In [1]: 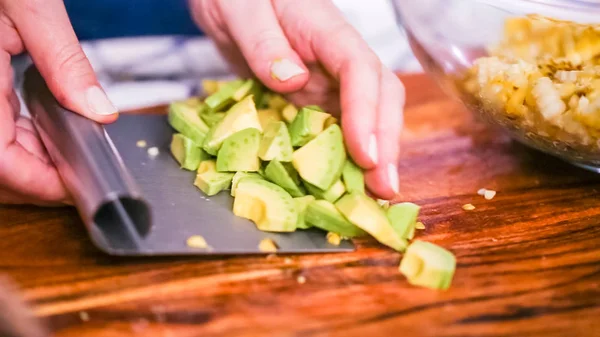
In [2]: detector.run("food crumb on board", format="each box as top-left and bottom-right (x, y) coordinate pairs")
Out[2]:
(477, 188), (497, 200)
(415, 222), (426, 230)
(186, 235), (209, 249)
(266, 253), (277, 260)
(297, 275), (306, 284)
(136, 140), (147, 148)
(462, 203), (476, 211)
(79, 311), (90, 322)
(326, 232), (342, 246)
(259, 238), (279, 253)
(147, 147), (160, 157)
(284, 257), (293, 264)
(477, 188), (486, 196)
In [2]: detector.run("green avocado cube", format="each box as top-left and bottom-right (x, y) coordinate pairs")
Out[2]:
(231, 172), (263, 196)
(193, 160), (235, 196)
(399, 240), (456, 290)
(281, 104), (298, 123)
(204, 79), (244, 112)
(294, 195), (315, 229)
(387, 202), (421, 240)
(200, 111), (226, 127)
(233, 79), (264, 104)
(216, 128), (261, 172)
(170, 133), (208, 171)
(342, 160), (365, 194)
(258, 121), (293, 162)
(167, 101), (210, 145)
(264, 160), (306, 197)
(289, 107), (332, 147)
(304, 179), (346, 203)
(305, 200), (366, 238)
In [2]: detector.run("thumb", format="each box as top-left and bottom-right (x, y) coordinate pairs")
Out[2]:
(6, 0), (118, 123)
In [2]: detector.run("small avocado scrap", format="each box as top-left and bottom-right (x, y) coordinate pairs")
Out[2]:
(168, 101), (210, 145)
(216, 128), (261, 172)
(231, 172), (263, 196)
(289, 107), (332, 147)
(342, 160), (365, 194)
(336, 193), (408, 251)
(387, 202), (421, 240)
(305, 200), (366, 238)
(281, 104), (298, 123)
(304, 179), (346, 203)
(233, 178), (298, 232)
(194, 160), (235, 196)
(264, 160), (306, 197)
(258, 109), (283, 130)
(203, 95), (262, 155)
(170, 133), (208, 171)
(258, 121), (293, 162)
(399, 240), (456, 290)
(294, 195), (315, 229)
(292, 124), (346, 190)
(204, 79), (244, 112)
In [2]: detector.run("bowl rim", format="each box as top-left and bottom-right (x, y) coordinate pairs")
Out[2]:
(473, 0), (600, 23)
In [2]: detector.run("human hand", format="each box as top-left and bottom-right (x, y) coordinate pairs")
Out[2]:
(191, 0), (405, 199)
(0, 0), (117, 205)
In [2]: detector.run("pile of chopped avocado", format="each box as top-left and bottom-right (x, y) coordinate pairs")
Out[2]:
(167, 77), (456, 290)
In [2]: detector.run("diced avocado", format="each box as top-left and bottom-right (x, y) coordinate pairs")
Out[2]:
(216, 128), (261, 172)
(200, 111), (226, 127)
(292, 124), (346, 190)
(387, 203), (421, 240)
(168, 101), (210, 145)
(202, 79), (220, 96)
(258, 109), (283, 130)
(342, 160), (365, 194)
(258, 121), (293, 162)
(399, 240), (456, 290)
(204, 79), (245, 112)
(231, 172), (262, 196)
(203, 95), (262, 155)
(266, 93), (289, 110)
(289, 107), (332, 147)
(281, 104), (298, 123)
(294, 195), (315, 229)
(233, 178), (298, 232)
(304, 105), (324, 112)
(336, 193), (408, 251)
(305, 200), (366, 238)
(170, 133), (208, 171)
(264, 160), (306, 197)
(194, 160), (234, 196)
(233, 79), (263, 103)
(304, 179), (346, 203)
(325, 116), (338, 128)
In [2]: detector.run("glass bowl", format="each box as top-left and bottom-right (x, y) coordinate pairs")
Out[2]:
(391, 0), (600, 172)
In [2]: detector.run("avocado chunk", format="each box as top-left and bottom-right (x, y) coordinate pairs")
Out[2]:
(233, 79), (263, 103)
(281, 104), (298, 123)
(231, 172), (263, 196)
(258, 121), (293, 162)
(399, 240), (456, 290)
(387, 202), (421, 240)
(304, 179), (346, 203)
(200, 111), (226, 127)
(203, 95), (263, 155)
(342, 160), (365, 194)
(170, 133), (208, 171)
(233, 178), (298, 232)
(258, 109), (283, 130)
(292, 124), (346, 190)
(289, 107), (332, 147)
(264, 160), (306, 197)
(294, 195), (315, 229)
(168, 101), (210, 145)
(265, 93), (289, 110)
(335, 193), (408, 251)
(216, 128), (261, 172)
(194, 160), (235, 196)
(305, 200), (366, 237)
(204, 79), (244, 112)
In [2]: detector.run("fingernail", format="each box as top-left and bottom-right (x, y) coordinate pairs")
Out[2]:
(86, 86), (117, 115)
(388, 163), (400, 194)
(368, 134), (378, 165)
(270, 58), (305, 81)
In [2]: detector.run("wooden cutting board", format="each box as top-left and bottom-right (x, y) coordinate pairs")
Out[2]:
(0, 73), (599, 336)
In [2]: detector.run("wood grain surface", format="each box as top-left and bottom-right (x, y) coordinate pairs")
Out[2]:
(1, 74), (599, 337)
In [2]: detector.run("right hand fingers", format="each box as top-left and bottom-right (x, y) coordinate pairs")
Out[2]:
(3, 0), (118, 123)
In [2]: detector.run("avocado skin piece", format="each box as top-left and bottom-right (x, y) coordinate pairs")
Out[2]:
(194, 160), (235, 196)
(399, 240), (456, 290)
(387, 203), (421, 240)
(336, 193), (408, 252)
(305, 200), (366, 237)
(258, 121), (294, 162)
(289, 107), (332, 147)
(342, 160), (365, 194)
(170, 133), (209, 171)
(231, 172), (263, 196)
(233, 178), (298, 232)
(216, 128), (262, 172)
(304, 180), (346, 203)
(168, 101), (210, 145)
(204, 79), (244, 112)
(294, 195), (315, 229)
(264, 160), (306, 197)
(292, 124), (346, 190)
